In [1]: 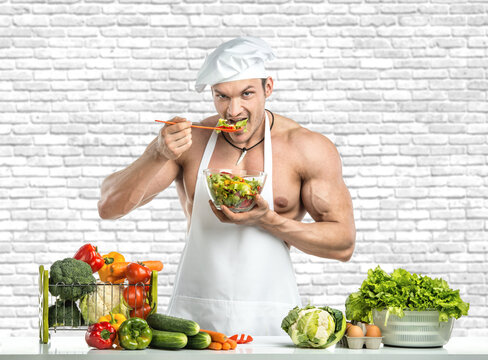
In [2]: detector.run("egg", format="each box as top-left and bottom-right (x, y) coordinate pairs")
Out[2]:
(366, 325), (382, 337)
(346, 322), (353, 330)
(347, 325), (364, 338)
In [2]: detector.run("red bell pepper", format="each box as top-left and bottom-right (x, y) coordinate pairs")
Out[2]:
(85, 322), (116, 350)
(74, 244), (104, 273)
(229, 334), (253, 344)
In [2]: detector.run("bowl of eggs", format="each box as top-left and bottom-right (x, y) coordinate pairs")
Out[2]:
(342, 322), (383, 350)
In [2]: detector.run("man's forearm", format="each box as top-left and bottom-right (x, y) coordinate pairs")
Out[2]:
(98, 139), (169, 219)
(259, 211), (355, 261)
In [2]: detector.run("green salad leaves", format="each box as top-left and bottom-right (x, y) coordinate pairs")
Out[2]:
(345, 266), (469, 324)
(215, 118), (247, 133)
(206, 172), (262, 209)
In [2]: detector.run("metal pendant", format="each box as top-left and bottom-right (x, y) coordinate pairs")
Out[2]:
(236, 149), (247, 166)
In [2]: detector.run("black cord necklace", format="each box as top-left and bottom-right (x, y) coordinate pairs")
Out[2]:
(221, 109), (275, 166)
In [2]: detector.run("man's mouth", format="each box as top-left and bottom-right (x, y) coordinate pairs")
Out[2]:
(226, 117), (247, 125)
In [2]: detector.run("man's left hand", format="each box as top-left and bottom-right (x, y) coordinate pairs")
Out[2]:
(209, 194), (271, 226)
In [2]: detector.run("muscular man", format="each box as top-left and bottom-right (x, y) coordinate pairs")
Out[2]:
(98, 37), (355, 335)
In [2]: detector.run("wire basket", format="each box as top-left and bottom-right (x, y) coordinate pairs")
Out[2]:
(373, 309), (454, 348)
(38, 265), (158, 344)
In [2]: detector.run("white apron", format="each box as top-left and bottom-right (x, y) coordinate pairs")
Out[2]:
(167, 112), (301, 335)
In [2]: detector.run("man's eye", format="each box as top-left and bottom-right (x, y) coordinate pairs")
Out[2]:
(243, 92), (253, 97)
(216, 94), (227, 99)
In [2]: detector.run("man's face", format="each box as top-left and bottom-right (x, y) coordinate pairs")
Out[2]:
(211, 78), (273, 144)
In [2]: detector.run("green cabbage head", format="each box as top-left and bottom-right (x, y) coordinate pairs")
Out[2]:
(281, 305), (346, 348)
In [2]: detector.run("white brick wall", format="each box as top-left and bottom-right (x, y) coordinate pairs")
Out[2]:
(1, 0), (487, 338)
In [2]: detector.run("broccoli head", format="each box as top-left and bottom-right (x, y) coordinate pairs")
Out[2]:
(49, 257), (96, 300)
(48, 299), (84, 328)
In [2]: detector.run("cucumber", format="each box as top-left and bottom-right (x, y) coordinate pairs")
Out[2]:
(147, 313), (200, 336)
(150, 329), (188, 350)
(185, 331), (212, 350)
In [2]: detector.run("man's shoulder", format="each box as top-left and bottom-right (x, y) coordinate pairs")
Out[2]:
(176, 115), (219, 166)
(277, 115), (337, 155)
(199, 114), (220, 127)
(188, 114), (220, 140)
(275, 114), (341, 175)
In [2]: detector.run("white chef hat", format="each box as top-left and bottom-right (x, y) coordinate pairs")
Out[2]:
(195, 37), (275, 93)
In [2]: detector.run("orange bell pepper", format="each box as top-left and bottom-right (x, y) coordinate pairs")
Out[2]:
(98, 251), (125, 284)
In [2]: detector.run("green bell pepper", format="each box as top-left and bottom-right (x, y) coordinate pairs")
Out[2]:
(118, 317), (153, 350)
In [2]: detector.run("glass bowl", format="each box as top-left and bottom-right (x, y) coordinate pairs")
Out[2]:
(203, 169), (267, 213)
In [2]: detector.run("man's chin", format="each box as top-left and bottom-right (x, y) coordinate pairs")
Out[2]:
(229, 131), (249, 143)
(229, 132), (244, 140)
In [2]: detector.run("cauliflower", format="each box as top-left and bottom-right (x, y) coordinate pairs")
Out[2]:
(79, 284), (129, 324)
(281, 305), (346, 348)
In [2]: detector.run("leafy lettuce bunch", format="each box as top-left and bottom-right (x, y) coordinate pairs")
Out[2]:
(345, 266), (469, 325)
(281, 305), (346, 348)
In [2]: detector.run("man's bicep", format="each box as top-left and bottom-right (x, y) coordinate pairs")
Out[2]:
(301, 172), (353, 224)
(300, 138), (353, 224)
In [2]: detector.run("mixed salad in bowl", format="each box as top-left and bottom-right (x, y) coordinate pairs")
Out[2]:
(204, 169), (266, 212)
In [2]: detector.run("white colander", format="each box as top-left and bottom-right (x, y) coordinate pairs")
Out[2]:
(373, 309), (454, 348)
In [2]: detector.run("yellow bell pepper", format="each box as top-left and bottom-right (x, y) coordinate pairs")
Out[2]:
(98, 251), (125, 283)
(97, 312), (127, 331)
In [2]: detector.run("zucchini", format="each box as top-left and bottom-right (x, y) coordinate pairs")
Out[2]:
(147, 313), (200, 336)
(150, 329), (188, 350)
(186, 331), (212, 350)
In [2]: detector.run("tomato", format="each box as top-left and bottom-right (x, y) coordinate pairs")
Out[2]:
(130, 303), (152, 320)
(123, 285), (146, 309)
(238, 199), (253, 208)
(144, 280), (151, 293)
(126, 262), (151, 284)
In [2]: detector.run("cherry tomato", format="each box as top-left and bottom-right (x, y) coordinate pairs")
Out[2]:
(123, 285), (146, 309)
(126, 262), (151, 284)
(130, 303), (152, 320)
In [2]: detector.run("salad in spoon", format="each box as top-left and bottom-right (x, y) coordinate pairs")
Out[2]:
(215, 118), (248, 133)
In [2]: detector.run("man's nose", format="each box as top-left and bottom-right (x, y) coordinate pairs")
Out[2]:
(228, 97), (241, 117)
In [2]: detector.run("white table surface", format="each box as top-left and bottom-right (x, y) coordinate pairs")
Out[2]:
(1, 334), (487, 359)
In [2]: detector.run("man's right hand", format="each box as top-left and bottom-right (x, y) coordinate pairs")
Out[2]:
(156, 117), (192, 160)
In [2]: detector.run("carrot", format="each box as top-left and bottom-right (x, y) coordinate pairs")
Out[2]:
(222, 342), (231, 350)
(139, 261), (163, 272)
(200, 329), (227, 344)
(225, 339), (237, 350)
(104, 261), (163, 283)
(105, 276), (125, 284)
(208, 342), (222, 350)
(109, 262), (130, 278)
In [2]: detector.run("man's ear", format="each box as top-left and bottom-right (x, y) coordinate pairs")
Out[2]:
(265, 77), (274, 98)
